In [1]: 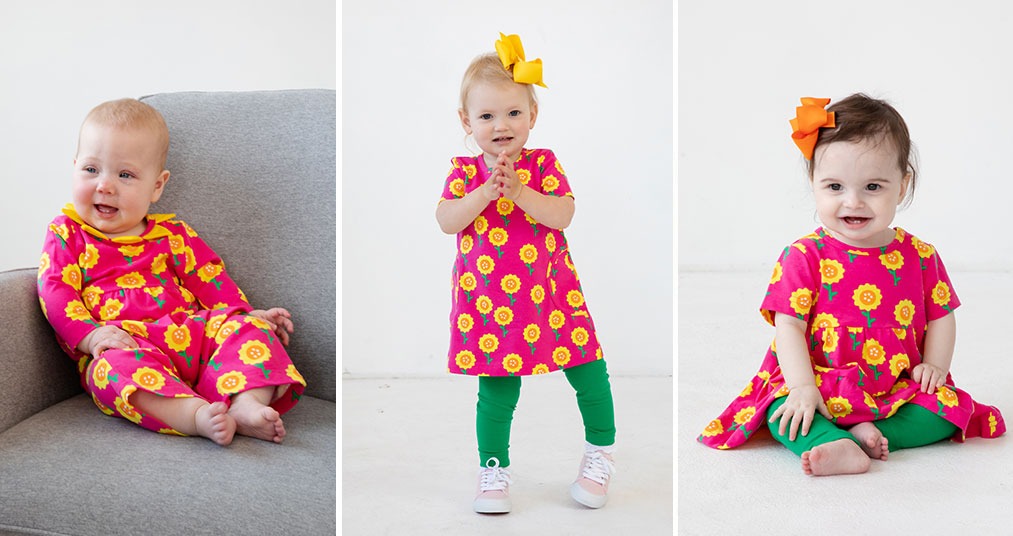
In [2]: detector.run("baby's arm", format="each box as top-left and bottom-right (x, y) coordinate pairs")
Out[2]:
(170, 221), (253, 313)
(436, 176), (499, 234)
(911, 312), (955, 394)
(767, 312), (832, 440)
(492, 151), (574, 230)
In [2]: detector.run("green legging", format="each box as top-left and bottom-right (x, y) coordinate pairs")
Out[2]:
(766, 396), (959, 456)
(477, 359), (616, 467)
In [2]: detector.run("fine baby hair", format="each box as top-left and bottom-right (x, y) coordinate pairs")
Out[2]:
(459, 53), (539, 114)
(801, 93), (918, 207)
(79, 98), (170, 170)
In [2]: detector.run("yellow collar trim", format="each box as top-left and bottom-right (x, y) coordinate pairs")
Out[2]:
(62, 204), (176, 243)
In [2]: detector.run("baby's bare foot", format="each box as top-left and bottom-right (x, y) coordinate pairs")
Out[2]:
(800, 438), (871, 476)
(195, 401), (236, 446)
(848, 422), (889, 461)
(229, 397), (286, 443)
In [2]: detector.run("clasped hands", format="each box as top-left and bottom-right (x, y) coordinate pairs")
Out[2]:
(479, 150), (525, 202)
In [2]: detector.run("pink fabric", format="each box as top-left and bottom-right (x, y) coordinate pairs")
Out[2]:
(439, 149), (603, 376)
(38, 207), (306, 434)
(700, 228), (1005, 449)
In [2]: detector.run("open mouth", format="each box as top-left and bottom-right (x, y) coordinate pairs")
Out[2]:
(493, 136), (513, 143)
(841, 216), (869, 227)
(95, 204), (119, 216)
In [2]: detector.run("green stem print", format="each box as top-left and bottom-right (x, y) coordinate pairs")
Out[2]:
(480, 313), (489, 326)
(208, 356), (222, 372)
(529, 223), (539, 236)
(108, 372), (119, 383)
(500, 215), (511, 227)
(525, 263), (534, 276)
(179, 351), (193, 368)
(464, 290), (473, 303)
(887, 270), (900, 286)
(291, 390), (301, 402)
(460, 253), (467, 267)
(870, 364), (883, 381)
(822, 283), (838, 301)
(861, 310), (876, 328)
(499, 325), (509, 337)
(553, 328), (561, 341)
(485, 353), (492, 365)
(460, 332), (468, 345)
(920, 258), (927, 270)
(936, 400), (947, 417)
(506, 294), (516, 306)
(527, 342), (536, 355)
(857, 368), (865, 387)
(494, 246), (504, 259)
(255, 363), (271, 380)
(211, 278), (222, 291)
(849, 331), (861, 350)
(534, 303), (541, 316)
(846, 251), (860, 262)
(133, 349), (144, 361)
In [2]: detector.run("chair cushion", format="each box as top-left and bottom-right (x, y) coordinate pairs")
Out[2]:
(0, 394), (335, 535)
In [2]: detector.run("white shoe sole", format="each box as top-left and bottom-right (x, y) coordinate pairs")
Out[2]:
(473, 497), (511, 514)
(570, 482), (608, 508)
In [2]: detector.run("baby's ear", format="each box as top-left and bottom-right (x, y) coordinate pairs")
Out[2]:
(150, 170), (171, 202)
(459, 108), (472, 134)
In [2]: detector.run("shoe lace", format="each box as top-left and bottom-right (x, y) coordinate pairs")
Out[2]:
(580, 450), (616, 485)
(479, 459), (512, 492)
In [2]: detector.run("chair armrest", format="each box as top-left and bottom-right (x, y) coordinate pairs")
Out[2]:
(0, 268), (82, 434)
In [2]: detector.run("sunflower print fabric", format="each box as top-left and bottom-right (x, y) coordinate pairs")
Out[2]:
(699, 227), (1005, 449)
(439, 149), (603, 376)
(38, 204), (306, 434)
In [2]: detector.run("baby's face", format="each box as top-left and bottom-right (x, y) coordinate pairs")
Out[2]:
(72, 121), (169, 238)
(460, 81), (537, 166)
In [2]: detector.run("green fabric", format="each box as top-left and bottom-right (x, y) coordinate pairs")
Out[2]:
(766, 396), (960, 457)
(476, 359), (616, 467)
(766, 396), (857, 456)
(872, 401), (958, 451)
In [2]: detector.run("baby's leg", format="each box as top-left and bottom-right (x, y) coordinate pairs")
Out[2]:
(130, 390), (235, 446)
(477, 376), (522, 467)
(562, 360), (616, 448)
(766, 397), (871, 475)
(872, 403), (959, 451)
(229, 386), (286, 443)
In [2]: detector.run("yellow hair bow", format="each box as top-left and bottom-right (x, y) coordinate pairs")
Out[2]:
(790, 97), (835, 160)
(495, 33), (547, 88)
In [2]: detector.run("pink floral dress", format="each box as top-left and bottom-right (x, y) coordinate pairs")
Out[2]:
(38, 205), (307, 434)
(700, 227), (1005, 449)
(439, 148), (603, 376)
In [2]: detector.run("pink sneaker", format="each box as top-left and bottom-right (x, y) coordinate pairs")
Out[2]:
(570, 443), (615, 508)
(473, 457), (512, 514)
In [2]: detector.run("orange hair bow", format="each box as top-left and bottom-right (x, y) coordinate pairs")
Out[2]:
(495, 33), (547, 88)
(790, 97), (835, 160)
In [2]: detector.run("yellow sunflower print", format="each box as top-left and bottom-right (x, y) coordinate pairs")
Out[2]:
(216, 370), (248, 395)
(61, 264), (83, 291)
(132, 367), (166, 392)
(238, 340), (272, 366)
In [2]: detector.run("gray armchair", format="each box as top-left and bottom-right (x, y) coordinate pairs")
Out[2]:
(0, 90), (335, 535)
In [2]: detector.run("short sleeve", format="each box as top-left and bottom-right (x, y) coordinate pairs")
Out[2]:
(918, 240), (960, 321)
(439, 158), (471, 205)
(759, 242), (819, 326)
(530, 150), (574, 199)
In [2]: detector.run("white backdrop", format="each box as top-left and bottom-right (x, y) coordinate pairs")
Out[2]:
(0, 1), (336, 272)
(342, 0), (674, 377)
(680, 1), (1013, 272)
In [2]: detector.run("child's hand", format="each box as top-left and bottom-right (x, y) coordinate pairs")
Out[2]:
(767, 384), (832, 441)
(249, 307), (295, 346)
(80, 325), (138, 357)
(490, 150), (524, 201)
(911, 363), (947, 394)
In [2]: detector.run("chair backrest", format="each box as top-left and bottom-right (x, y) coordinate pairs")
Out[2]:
(143, 90), (335, 401)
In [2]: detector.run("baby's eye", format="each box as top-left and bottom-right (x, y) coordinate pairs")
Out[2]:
(509, 110), (521, 117)
(828, 183), (842, 191)
(479, 113), (492, 120)
(85, 167), (97, 174)
(866, 183), (880, 191)
(120, 172), (134, 179)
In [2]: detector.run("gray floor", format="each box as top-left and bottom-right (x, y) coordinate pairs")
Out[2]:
(678, 271), (1012, 535)
(343, 374), (672, 535)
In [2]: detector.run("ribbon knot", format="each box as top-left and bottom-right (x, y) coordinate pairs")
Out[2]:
(790, 97), (835, 160)
(495, 33), (547, 88)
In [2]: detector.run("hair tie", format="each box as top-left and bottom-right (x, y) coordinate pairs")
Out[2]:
(495, 33), (547, 88)
(790, 97), (835, 160)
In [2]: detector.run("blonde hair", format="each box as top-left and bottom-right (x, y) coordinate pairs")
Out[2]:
(79, 98), (170, 170)
(459, 53), (538, 114)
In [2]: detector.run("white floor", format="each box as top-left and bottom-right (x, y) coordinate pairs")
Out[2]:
(678, 271), (1012, 534)
(343, 374), (672, 535)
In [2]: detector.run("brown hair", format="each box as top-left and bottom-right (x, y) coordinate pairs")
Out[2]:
(79, 98), (170, 170)
(459, 53), (538, 114)
(808, 93), (917, 206)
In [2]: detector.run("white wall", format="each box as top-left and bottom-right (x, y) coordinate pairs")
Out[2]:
(342, 0), (674, 376)
(680, 1), (1013, 272)
(1, 0), (335, 272)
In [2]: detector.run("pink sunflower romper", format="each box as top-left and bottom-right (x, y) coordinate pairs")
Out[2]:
(699, 227), (1005, 449)
(439, 148), (604, 377)
(38, 205), (307, 435)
